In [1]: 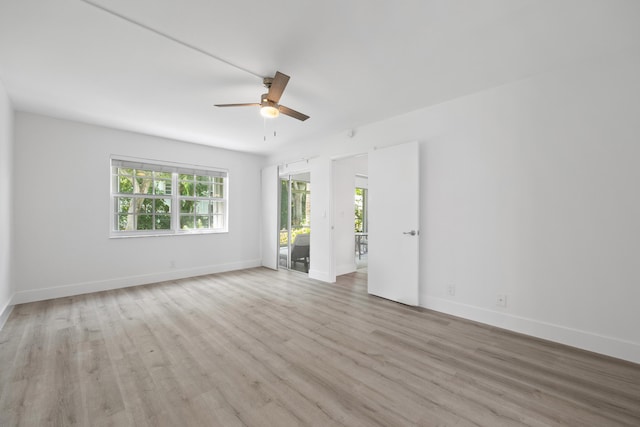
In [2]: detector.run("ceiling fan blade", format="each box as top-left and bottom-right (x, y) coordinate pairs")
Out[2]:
(267, 71), (290, 103)
(279, 105), (310, 121)
(214, 103), (260, 107)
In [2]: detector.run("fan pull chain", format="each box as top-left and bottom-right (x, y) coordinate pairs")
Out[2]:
(263, 119), (278, 142)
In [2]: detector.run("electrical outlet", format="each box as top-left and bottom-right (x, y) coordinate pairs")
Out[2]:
(496, 294), (507, 307)
(447, 284), (456, 296)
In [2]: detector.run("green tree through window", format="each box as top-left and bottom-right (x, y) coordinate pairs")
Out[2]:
(355, 187), (367, 232)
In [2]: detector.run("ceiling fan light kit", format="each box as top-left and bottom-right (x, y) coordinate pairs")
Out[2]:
(260, 95), (280, 118)
(215, 71), (309, 121)
(260, 105), (280, 118)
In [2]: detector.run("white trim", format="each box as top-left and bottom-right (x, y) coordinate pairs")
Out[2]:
(278, 159), (311, 176)
(111, 154), (229, 176)
(11, 259), (261, 305)
(0, 299), (14, 330)
(422, 296), (640, 364)
(109, 228), (228, 239)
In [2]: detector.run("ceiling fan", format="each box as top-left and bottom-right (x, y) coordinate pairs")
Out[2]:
(215, 71), (310, 121)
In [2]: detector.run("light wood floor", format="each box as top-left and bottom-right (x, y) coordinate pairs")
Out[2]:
(1, 268), (639, 426)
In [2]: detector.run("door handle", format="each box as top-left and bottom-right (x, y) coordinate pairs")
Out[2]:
(403, 230), (417, 236)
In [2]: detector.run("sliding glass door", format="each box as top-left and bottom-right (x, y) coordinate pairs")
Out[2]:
(279, 172), (311, 272)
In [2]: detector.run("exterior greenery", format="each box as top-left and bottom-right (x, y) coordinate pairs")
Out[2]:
(114, 168), (172, 231)
(355, 187), (367, 232)
(178, 174), (225, 230)
(280, 179), (311, 246)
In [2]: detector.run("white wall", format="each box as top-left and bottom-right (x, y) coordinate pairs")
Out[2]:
(261, 165), (279, 270)
(333, 157), (357, 276)
(0, 79), (13, 326)
(266, 49), (640, 363)
(308, 157), (333, 282)
(12, 113), (264, 303)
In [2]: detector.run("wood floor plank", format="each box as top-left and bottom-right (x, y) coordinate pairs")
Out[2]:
(1, 267), (639, 426)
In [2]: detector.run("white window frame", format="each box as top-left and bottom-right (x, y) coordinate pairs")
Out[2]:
(110, 156), (229, 237)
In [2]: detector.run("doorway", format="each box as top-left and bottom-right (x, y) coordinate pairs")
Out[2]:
(279, 172), (311, 273)
(333, 154), (369, 279)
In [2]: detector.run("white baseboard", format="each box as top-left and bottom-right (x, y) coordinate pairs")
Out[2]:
(11, 259), (262, 305)
(0, 299), (14, 330)
(422, 296), (640, 365)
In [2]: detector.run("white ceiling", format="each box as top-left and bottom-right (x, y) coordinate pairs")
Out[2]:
(1, 0), (638, 155)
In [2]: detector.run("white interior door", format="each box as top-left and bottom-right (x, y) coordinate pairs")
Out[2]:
(368, 141), (420, 305)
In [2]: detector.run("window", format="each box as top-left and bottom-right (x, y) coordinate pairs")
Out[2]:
(111, 158), (228, 236)
(177, 173), (226, 231)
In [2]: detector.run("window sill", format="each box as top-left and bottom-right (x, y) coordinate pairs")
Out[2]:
(109, 229), (228, 239)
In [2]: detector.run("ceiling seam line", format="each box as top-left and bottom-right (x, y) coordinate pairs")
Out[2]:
(79, 0), (263, 79)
